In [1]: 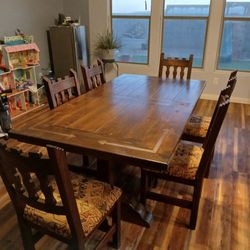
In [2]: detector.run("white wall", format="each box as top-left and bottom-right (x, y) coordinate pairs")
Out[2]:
(62, 0), (90, 67)
(88, 0), (250, 104)
(0, 0), (63, 72)
(62, 0), (89, 35)
(88, 0), (111, 62)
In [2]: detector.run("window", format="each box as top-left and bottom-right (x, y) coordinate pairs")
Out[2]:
(218, 0), (250, 71)
(111, 0), (151, 64)
(162, 0), (211, 68)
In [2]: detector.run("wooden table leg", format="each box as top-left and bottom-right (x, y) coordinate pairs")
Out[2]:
(97, 159), (153, 227)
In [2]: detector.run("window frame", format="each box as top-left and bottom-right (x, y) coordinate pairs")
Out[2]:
(161, 1), (212, 69)
(217, 0), (250, 72)
(110, 0), (152, 65)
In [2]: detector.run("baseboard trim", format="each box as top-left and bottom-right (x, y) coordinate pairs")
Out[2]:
(201, 94), (250, 104)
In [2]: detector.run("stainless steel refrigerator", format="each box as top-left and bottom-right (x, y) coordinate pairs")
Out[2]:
(48, 25), (89, 81)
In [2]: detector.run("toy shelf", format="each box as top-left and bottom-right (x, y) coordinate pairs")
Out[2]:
(10, 104), (42, 120)
(0, 35), (43, 119)
(7, 88), (29, 98)
(3, 43), (40, 69)
(12, 66), (38, 91)
(7, 87), (43, 119)
(12, 65), (40, 71)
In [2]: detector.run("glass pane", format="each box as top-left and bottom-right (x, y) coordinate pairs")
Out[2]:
(162, 19), (207, 67)
(225, 0), (250, 17)
(112, 0), (151, 16)
(112, 18), (149, 64)
(164, 0), (210, 17)
(218, 21), (250, 71)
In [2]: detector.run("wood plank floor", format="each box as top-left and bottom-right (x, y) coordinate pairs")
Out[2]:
(0, 99), (249, 250)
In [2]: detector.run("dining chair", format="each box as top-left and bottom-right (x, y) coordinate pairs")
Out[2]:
(0, 140), (122, 250)
(182, 72), (237, 144)
(158, 53), (193, 80)
(43, 69), (96, 174)
(81, 59), (106, 92)
(43, 69), (81, 110)
(80, 61), (108, 176)
(182, 75), (236, 177)
(140, 95), (230, 230)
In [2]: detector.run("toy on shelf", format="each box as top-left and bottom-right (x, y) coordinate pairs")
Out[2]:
(0, 65), (15, 92)
(0, 34), (43, 119)
(14, 67), (35, 90)
(4, 34), (33, 45)
(4, 43), (40, 69)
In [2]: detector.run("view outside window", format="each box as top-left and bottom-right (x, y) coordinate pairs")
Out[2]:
(111, 0), (151, 64)
(162, 0), (211, 68)
(218, 0), (250, 71)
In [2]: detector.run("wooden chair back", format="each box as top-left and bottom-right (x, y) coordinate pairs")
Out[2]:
(43, 69), (81, 110)
(81, 59), (106, 92)
(158, 53), (193, 80)
(227, 70), (237, 94)
(225, 70), (237, 98)
(196, 96), (230, 178)
(207, 77), (236, 136)
(0, 143), (85, 244)
(228, 70), (238, 81)
(224, 77), (237, 97)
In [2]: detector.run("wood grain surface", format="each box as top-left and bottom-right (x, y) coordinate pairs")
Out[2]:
(9, 74), (205, 170)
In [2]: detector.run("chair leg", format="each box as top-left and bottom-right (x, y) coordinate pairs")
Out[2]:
(189, 179), (203, 230)
(205, 147), (215, 178)
(140, 169), (148, 205)
(82, 154), (90, 166)
(70, 241), (85, 250)
(148, 176), (158, 188)
(112, 200), (121, 249)
(17, 217), (35, 250)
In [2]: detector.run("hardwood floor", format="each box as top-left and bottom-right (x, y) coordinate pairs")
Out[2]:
(0, 99), (249, 249)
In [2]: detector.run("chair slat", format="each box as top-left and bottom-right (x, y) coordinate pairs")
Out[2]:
(60, 90), (66, 103)
(36, 172), (57, 205)
(159, 53), (193, 80)
(19, 169), (39, 201)
(43, 69), (81, 110)
(67, 88), (73, 99)
(180, 66), (185, 80)
(173, 65), (178, 79)
(81, 59), (106, 92)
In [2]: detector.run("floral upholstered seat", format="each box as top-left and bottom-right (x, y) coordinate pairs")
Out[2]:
(167, 143), (204, 179)
(24, 174), (122, 239)
(183, 115), (211, 138)
(150, 142), (204, 180)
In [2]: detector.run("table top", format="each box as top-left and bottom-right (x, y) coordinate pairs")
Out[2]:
(10, 74), (206, 170)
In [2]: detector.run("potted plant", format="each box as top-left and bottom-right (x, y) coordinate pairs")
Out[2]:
(95, 30), (121, 60)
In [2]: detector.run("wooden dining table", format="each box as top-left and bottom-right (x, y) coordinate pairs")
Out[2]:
(9, 73), (206, 226)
